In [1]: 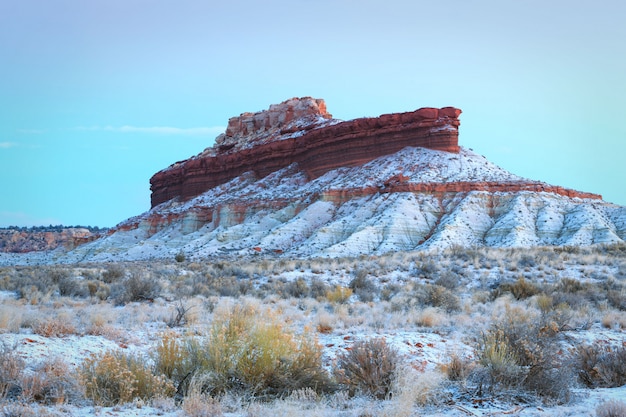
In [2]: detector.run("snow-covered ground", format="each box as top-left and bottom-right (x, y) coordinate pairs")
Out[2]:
(1, 247), (625, 416)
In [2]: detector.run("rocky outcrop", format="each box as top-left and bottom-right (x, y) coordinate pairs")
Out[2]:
(150, 97), (461, 207)
(0, 228), (96, 253)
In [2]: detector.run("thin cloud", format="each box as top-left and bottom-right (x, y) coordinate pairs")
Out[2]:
(73, 125), (225, 136)
(17, 129), (45, 134)
(0, 142), (18, 149)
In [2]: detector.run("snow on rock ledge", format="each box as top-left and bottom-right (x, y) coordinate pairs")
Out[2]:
(149, 97), (462, 207)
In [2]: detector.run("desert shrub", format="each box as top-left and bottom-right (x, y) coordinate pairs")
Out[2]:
(326, 286), (353, 304)
(493, 276), (541, 300)
(574, 344), (626, 388)
(207, 275), (251, 297)
(309, 278), (330, 300)
(517, 254), (536, 269)
(179, 303), (332, 399)
(101, 264), (125, 283)
(434, 270), (460, 290)
(284, 278), (310, 299)
(443, 354), (475, 382)
(474, 305), (571, 401)
(596, 399), (626, 417)
(81, 350), (174, 406)
(33, 316), (77, 337)
(57, 276), (89, 297)
(412, 260), (439, 278)
(336, 338), (399, 399)
(415, 284), (461, 312)
(0, 343), (24, 400)
(21, 357), (82, 405)
(607, 289), (626, 311)
(175, 252), (186, 263)
(557, 277), (588, 294)
(349, 272), (377, 302)
(180, 376), (223, 417)
(167, 301), (193, 328)
(477, 329), (524, 389)
(110, 270), (161, 305)
(380, 283), (402, 301)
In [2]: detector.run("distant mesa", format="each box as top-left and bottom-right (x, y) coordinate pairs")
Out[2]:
(149, 97), (463, 207)
(2, 97), (621, 260)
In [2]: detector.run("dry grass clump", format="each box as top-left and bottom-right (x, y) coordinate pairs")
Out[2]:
(0, 303), (23, 333)
(81, 350), (175, 406)
(0, 343), (23, 400)
(180, 376), (223, 417)
(382, 367), (445, 417)
(158, 302), (333, 400)
(326, 285), (353, 304)
(442, 353), (475, 382)
(596, 399), (626, 417)
(601, 311), (626, 329)
(32, 315), (78, 337)
(1, 347), (81, 406)
(20, 357), (83, 405)
(493, 276), (541, 300)
(152, 330), (197, 388)
(335, 338), (399, 400)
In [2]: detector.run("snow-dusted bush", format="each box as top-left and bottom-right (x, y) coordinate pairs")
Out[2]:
(110, 269), (161, 305)
(0, 343), (23, 401)
(596, 399), (626, 417)
(575, 344), (626, 388)
(474, 304), (572, 402)
(336, 338), (399, 400)
(20, 357), (83, 405)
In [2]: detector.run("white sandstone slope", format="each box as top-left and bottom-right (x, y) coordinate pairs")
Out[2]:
(51, 147), (623, 262)
(1, 147), (623, 265)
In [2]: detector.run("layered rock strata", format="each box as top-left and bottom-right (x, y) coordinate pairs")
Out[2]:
(150, 97), (462, 207)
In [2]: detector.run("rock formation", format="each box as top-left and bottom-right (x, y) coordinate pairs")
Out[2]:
(0, 228), (96, 253)
(2, 97), (621, 264)
(150, 97), (462, 207)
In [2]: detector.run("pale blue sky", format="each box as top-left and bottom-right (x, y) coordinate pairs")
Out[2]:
(1, 0), (624, 227)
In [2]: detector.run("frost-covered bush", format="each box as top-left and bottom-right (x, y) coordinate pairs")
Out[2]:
(336, 338), (399, 399)
(473, 305), (572, 402)
(574, 344), (626, 388)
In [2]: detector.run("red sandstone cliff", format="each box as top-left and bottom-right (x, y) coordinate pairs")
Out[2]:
(150, 97), (461, 207)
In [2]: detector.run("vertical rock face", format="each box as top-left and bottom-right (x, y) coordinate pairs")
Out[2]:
(150, 97), (462, 207)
